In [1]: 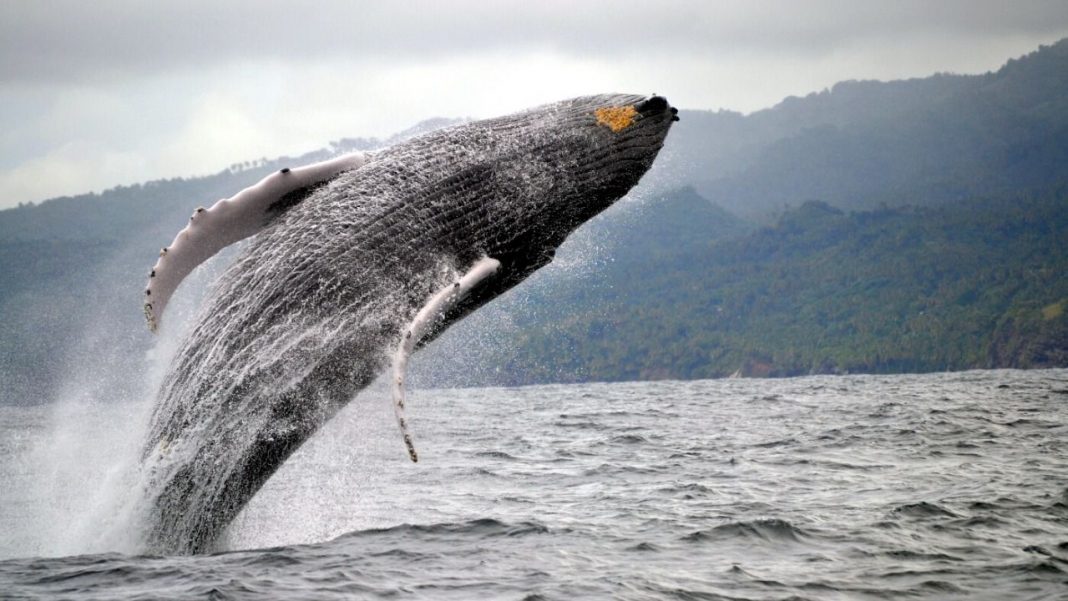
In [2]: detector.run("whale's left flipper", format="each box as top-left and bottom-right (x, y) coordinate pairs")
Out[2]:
(391, 257), (502, 462)
(143, 152), (370, 333)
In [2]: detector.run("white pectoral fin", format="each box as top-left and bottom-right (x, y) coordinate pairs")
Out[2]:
(143, 152), (370, 333)
(391, 257), (502, 462)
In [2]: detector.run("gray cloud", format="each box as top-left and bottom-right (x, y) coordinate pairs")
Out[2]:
(4, 1), (1068, 84)
(3, 1), (1068, 208)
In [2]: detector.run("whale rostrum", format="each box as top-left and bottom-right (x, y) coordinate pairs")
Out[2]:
(138, 94), (677, 554)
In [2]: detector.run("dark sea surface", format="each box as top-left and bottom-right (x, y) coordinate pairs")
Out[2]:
(1, 369), (1067, 600)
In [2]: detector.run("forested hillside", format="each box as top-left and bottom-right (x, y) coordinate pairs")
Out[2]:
(670, 38), (1068, 218)
(422, 187), (1068, 385)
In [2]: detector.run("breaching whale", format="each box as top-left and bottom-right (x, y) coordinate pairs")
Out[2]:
(138, 94), (678, 554)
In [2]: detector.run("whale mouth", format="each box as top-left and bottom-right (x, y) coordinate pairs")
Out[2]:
(637, 94), (680, 122)
(636, 95), (668, 114)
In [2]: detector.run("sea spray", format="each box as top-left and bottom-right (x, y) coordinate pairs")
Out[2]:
(4, 253), (224, 557)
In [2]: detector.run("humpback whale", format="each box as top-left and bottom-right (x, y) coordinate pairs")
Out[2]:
(138, 93), (677, 554)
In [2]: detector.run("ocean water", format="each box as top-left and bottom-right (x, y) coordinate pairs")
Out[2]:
(1, 369), (1066, 600)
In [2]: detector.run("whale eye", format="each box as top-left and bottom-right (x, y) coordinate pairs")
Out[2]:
(595, 105), (638, 132)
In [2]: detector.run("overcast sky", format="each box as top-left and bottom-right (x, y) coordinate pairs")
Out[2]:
(2, 0), (1068, 209)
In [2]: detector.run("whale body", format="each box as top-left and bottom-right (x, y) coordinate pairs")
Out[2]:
(138, 94), (677, 554)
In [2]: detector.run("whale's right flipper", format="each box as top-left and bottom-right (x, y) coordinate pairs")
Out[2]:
(391, 257), (502, 462)
(143, 152), (370, 333)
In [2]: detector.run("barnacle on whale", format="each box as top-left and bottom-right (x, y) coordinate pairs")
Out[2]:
(595, 105), (638, 132)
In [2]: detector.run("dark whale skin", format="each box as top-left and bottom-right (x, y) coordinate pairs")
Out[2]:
(139, 94), (677, 554)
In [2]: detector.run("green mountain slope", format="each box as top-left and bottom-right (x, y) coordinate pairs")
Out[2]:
(671, 39), (1068, 218)
(424, 188), (1068, 384)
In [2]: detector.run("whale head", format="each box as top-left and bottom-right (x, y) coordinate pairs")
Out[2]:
(473, 93), (677, 277)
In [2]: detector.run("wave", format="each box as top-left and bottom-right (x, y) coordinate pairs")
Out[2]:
(889, 501), (960, 519)
(884, 549), (964, 562)
(682, 518), (809, 543)
(473, 450), (519, 461)
(608, 434), (649, 445)
(333, 518), (553, 542)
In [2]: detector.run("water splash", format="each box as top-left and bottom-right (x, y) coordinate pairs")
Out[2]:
(1, 253), (224, 558)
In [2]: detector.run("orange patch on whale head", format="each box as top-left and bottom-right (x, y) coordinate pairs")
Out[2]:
(595, 105), (638, 132)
